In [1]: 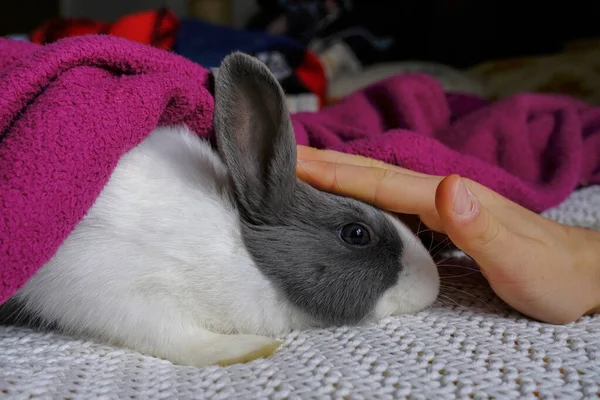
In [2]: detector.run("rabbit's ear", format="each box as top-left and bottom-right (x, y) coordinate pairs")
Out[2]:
(213, 52), (296, 220)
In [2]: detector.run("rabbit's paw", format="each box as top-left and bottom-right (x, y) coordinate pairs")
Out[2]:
(213, 334), (281, 366)
(159, 331), (281, 367)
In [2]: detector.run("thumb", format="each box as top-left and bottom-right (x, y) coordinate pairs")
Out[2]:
(435, 175), (513, 265)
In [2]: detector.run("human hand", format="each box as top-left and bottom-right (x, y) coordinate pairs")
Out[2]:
(296, 146), (600, 324)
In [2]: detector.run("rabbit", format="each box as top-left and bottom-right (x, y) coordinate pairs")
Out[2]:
(3, 52), (440, 367)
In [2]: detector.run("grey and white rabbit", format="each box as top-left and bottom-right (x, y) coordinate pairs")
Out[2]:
(6, 52), (440, 367)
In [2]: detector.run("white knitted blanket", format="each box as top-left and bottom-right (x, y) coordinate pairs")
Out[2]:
(2, 186), (599, 399)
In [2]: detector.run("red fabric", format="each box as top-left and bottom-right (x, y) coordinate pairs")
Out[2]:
(295, 50), (327, 108)
(30, 8), (179, 51)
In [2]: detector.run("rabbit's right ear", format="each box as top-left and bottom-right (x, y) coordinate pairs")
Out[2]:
(213, 52), (297, 221)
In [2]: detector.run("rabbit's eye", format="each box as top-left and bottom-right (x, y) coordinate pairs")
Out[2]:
(340, 223), (371, 246)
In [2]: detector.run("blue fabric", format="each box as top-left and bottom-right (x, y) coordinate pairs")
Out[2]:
(173, 18), (305, 69)
(4, 34), (30, 42)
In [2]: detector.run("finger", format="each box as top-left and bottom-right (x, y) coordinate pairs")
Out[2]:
(435, 174), (516, 268)
(296, 158), (441, 216)
(297, 145), (434, 178)
(419, 213), (447, 234)
(296, 156), (446, 232)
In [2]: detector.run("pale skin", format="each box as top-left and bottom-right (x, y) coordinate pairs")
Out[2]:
(296, 145), (600, 325)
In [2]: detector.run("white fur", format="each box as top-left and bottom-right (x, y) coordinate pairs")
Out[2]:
(13, 126), (439, 367)
(373, 215), (440, 319)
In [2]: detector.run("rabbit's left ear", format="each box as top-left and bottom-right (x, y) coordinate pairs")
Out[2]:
(213, 52), (297, 220)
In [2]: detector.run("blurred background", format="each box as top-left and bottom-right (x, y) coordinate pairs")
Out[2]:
(3, 0), (600, 111)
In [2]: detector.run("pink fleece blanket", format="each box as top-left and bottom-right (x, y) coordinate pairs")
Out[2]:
(1, 36), (599, 305)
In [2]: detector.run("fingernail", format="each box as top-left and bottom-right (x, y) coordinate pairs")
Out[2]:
(453, 179), (476, 217)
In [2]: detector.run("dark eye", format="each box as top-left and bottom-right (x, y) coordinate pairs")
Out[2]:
(339, 223), (371, 246)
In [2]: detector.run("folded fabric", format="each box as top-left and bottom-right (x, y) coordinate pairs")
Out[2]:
(1, 35), (599, 307)
(292, 76), (600, 213)
(0, 35), (214, 305)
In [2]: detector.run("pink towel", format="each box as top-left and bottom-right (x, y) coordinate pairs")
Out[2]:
(291, 75), (600, 213)
(1, 35), (599, 305)
(0, 36), (214, 304)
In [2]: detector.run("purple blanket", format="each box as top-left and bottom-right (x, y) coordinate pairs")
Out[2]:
(291, 76), (600, 211)
(1, 36), (599, 304)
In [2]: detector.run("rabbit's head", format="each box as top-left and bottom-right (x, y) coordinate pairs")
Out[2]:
(213, 53), (440, 327)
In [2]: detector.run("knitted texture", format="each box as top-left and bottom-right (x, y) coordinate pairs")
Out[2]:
(1, 186), (599, 399)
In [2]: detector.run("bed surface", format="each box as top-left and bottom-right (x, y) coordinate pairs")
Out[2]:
(2, 185), (599, 399)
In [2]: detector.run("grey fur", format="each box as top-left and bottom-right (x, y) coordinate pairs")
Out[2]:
(213, 52), (405, 325)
